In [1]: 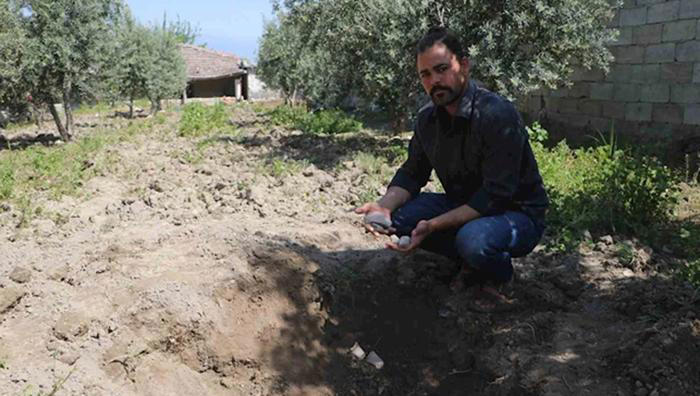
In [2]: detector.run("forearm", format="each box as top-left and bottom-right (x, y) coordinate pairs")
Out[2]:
(426, 204), (481, 232)
(377, 186), (412, 212)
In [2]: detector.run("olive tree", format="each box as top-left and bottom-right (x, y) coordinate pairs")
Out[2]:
(17, 0), (125, 140)
(261, 0), (622, 127)
(0, 0), (30, 119)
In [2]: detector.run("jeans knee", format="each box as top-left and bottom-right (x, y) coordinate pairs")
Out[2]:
(455, 228), (491, 268)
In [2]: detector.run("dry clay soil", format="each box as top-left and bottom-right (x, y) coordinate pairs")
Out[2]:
(0, 106), (699, 396)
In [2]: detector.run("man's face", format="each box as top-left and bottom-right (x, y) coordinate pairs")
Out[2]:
(417, 42), (470, 107)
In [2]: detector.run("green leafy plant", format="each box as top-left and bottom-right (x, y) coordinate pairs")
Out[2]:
(527, 122), (681, 251)
(266, 105), (362, 135)
(261, 0), (622, 126)
(179, 102), (235, 137)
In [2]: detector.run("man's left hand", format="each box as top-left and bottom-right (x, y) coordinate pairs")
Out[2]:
(386, 220), (433, 252)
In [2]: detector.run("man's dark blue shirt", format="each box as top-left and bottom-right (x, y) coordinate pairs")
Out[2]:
(389, 80), (549, 226)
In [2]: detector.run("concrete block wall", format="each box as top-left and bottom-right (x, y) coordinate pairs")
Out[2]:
(524, 0), (700, 145)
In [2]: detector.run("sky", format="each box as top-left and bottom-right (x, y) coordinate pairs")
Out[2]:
(125, 0), (275, 62)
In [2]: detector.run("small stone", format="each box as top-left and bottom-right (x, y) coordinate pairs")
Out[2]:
(650, 390), (659, 396)
(366, 351), (384, 369)
(9, 266), (32, 284)
(48, 265), (70, 282)
(350, 342), (366, 360)
(583, 230), (592, 241)
(364, 212), (391, 230)
(398, 236), (411, 248)
(600, 235), (614, 245)
(53, 312), (88, 341)
(390, 235), (400, 244)
(635, 387), (648, 396)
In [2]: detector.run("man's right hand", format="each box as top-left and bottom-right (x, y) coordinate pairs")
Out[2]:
(354, 203), (395, 237)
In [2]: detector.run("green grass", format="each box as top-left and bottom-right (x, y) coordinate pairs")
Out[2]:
(266, 105), (363, 135)
(179, 102), (236, 138)
(0, 105), (177, 227)
(262, 157), (309, 178)
(72, 102), (112, 116)
(529, 122), (680, 252)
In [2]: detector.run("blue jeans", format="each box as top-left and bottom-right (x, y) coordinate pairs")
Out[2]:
(391, 193), (544, 284)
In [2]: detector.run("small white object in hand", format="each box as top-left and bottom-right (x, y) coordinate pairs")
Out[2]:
(398, 236), (411, 248)
(350, 342), (366, 360)
(366, 351), (384, 369)
(390, 235), (400, 244)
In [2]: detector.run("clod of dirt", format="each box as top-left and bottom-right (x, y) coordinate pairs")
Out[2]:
(350, 342), (366, 360)
(0, 287), (25, 314)
(48, 265), (70, 282)
(366, 351), (384, 369)
(53, 312), (89, 341)
(398, 236), (411, 248)
(57, 350), (80, 366)
(8, 266), (32, 284)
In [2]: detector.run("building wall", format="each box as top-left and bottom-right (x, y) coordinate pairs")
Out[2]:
(247, 73), (281, 101)
(523, 0), (700, 146)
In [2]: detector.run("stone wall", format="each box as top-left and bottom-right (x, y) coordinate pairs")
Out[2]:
(523, 0), (700, 147)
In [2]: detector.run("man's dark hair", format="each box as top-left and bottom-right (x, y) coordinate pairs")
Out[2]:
(416, 27), (465, 58)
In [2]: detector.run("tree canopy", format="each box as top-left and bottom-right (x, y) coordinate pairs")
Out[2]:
(259, 0), (622, 126)
(0, 0), (188, 139)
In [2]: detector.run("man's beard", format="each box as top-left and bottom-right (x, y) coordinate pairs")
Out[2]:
(430, 85), (461, 107)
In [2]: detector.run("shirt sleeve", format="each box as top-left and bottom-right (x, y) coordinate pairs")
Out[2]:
(388, 129), (432, 198)
(467, 102), (525, 216)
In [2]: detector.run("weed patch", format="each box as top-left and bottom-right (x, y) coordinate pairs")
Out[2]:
(529, 122), (680, 251)
(179, 102), (236, 138)
(266, 105), (362, 135)
(263, 157), (309, 178)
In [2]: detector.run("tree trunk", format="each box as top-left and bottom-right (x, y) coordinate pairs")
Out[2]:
(32, 103), (42, 130)
(149, 98), (162, 115)
(181, 88), (187, 105)
(48, 102), (69, 141)
(129, 96), (134, 119)
(62, 81), (74, 138)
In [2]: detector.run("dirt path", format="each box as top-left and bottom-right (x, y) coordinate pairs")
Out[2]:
(0, 106), (698, 395)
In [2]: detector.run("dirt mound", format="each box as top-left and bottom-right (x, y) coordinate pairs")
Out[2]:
(0, 106), (697, 395)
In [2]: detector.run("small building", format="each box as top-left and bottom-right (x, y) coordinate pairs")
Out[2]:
(180, 44), (248, 100)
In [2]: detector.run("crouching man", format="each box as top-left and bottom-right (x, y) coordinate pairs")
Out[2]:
(356, 27), (549, 311)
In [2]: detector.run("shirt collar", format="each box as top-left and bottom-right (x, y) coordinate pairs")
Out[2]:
(454, 79), (477, 120)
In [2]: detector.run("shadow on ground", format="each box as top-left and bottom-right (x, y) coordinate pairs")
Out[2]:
(0, 132), (60, 151)
(243, 233), (699, 396)
(238, 129), (408, 172)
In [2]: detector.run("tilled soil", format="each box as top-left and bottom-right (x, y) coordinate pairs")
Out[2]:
(0, 106), (698, 396)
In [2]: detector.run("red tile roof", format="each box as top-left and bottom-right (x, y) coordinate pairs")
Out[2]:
(180, 44), (246, 81)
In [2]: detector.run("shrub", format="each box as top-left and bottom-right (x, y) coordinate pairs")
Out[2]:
(528, 122), (680, 250)
(267, 105), (362, 135)
(179, 102), (234, 137)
